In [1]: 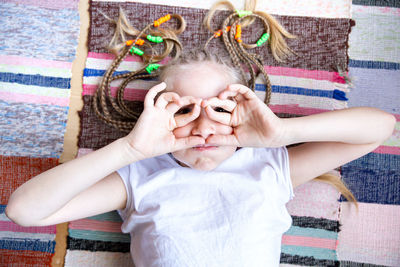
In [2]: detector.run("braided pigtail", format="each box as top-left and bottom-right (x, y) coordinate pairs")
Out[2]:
(93, 10), (185, 132)
(203, 0), (295, 105)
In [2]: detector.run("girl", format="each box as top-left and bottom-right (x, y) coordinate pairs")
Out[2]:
(6, 2), (396, 267)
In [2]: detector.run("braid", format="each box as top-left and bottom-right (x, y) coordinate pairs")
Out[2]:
(93, 11), (185, 133)
(203, 0), (295, 105)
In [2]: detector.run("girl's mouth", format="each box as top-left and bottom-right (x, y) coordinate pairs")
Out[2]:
(193, 144), (218, 151)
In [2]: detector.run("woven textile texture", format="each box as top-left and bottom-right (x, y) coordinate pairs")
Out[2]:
(0, 0), (80, 265)
(66, 0), (356, 266)
(336, 1), (400, 266)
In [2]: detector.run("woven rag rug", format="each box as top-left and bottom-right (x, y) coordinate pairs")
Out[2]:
(64, 0), (398, 266)
(0, 0), (80, 266)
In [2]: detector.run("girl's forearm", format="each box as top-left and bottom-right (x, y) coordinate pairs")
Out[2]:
(6, 137), (140, 225)
(281, 107), (396, 146)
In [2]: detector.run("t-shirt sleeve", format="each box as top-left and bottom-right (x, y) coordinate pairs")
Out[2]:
(257, 146), (294, 204)
(116, 164), (134, 220)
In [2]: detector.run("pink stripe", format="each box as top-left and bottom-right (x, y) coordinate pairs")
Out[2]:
(5, 0), (79, 9)
(338, 202), (400, 265)
(286, 180), (341, 221)
(0, 221), (56, 234)
(373, 146), (400, 155)
(265, 66), (347, 84)
(394, 113), (400, 121)
(88, 52), (344, 83)
(69, 219), (122, 233)
(0, 55), (72, 69)
(83, 84), (147, 101)
(87, 52), (170, 65)
(0, 92), (69, 107)
(282, 235), (337, 250)
(269, 104), (329, 116)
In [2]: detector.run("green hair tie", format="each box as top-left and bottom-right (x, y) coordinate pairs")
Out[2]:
(129, 46), (144, 56)
(256, 33), (270, 47)
(147, 35), (163, 43)
(236, 10), (252, 17)
(145, 63), (160, 73)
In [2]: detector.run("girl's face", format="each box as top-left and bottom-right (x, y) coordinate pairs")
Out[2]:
(165, 62), (238, 171)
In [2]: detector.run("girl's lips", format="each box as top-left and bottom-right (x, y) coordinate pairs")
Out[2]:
(192, 144), (218, 151)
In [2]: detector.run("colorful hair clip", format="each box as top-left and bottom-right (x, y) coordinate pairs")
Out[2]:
(256, 33), (270, 47)
(154, 14), (171, 27)
(236, 10), (252, 18)
(129, 46), (144, 56)
(145, 63), (160, 73)
(126, 39), (145, 46)
(213, 26), (231, 38)
(147, 35), (164, 43)
(235, 24), (242, 43)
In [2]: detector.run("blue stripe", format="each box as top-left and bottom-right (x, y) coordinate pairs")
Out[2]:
(83, 68), (130, 77)
(256, 84), (348, 101)
(0, 239), (55, 253)
(341, 153), (400, 205)
(0, 204), (6, 213)
(281, 245), (337, 261)
(69, 229), (130, 243)
(349, 59), (400, 70)
(285, 226), (338, 240)
(0, 72), (70, 89)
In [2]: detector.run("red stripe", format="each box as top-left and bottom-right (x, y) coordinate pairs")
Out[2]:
(0, 249), (52, 265)
(282, 235), (338, 250)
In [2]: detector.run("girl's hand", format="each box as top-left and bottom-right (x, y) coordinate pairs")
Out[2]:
(124, 82), (205, 160)
(203, 84), (286, 148)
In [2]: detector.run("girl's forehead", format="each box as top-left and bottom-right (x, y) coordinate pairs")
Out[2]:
(166, 63), (234, 98)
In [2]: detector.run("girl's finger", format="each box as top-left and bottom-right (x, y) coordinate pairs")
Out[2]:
(202, 97), (236, 112)
(144, 82), (167, 108)
(155, 92), (181, 109)
(174, 104), (201, 127)
(174, 136), (205, 151)
(166, 96), (201, 114)
(221, 84), (257, 100)
(206, 134), (240, 147)
(204, 105), (232, 125)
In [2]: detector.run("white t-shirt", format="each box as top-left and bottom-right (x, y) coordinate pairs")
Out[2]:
(117, 146), (294, 267)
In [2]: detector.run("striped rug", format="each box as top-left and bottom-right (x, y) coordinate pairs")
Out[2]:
(66, 0), (355, 266)
(0, 0), (80, 265)
(337, 1), (400, 266)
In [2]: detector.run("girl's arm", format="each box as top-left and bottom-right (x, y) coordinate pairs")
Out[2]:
(203, 84), (396, 187)
(282, 107), (396, 187)
(6, 138), (138, 227)
(6, 83), (204, 227)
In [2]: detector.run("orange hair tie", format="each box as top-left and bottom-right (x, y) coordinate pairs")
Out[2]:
(235, 24), (242, 43)
(154, 14), (171, 27)
(126, 39), (145, 46)
(213, 26), (232, 38)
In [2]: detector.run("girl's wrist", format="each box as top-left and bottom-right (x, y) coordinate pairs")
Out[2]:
(120, 137), (147, 163)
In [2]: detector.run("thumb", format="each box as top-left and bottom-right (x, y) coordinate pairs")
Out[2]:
(206, 134), (240, 147)
(174, 136), (205, 151)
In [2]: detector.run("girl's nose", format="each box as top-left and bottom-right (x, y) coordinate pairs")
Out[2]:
(191, 111), (216, 139)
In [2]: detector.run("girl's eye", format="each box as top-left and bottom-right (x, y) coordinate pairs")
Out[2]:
(214, 107), (230, 113)
(175, 105), (193, 115)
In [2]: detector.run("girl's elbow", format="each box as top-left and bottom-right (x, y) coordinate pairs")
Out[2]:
(5, 203), (37, 227)
(380, 112), (396, 142)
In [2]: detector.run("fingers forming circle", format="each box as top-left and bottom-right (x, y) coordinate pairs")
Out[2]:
(155, 92), (180, 109)
(144, 82), (167, 108)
